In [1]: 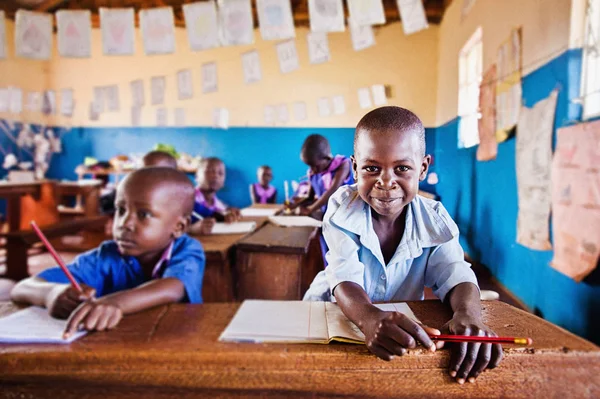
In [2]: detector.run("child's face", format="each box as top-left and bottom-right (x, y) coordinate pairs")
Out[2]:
(113, 180), (186, 262)
(258, 167), (273, 186)
(301, 153), (330, 174)
(198, 161), (225, 192)
(352, 128), (430, 219)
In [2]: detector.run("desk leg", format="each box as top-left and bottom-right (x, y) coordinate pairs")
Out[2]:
(5, 237), (29, 281)
(7, 195), (21, 232)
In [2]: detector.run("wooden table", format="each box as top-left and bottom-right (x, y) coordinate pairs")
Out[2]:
(235, 223), (323, 300)
(0, 300), (597, 398)
(0, 181), (46, 232)
(57, 180), (102, 218)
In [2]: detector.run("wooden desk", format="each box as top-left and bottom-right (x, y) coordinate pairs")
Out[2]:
(235, 223), (323, 300)
(57, 181), (102, 218)
(0, 301), (597, 398)
(0, 181), (46, 232)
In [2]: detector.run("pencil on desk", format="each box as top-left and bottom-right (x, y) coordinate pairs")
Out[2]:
(192, 211), (204, 221)
(30, 221), (84, 295)
(429, 334), (533, 345)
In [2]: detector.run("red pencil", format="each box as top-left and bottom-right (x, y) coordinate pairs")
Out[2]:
(429, 334), (533, 345)
(30, 221), (83, 294)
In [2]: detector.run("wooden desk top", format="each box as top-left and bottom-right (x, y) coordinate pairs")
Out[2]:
(236, 223), (318, 254)
(0, 180), (43, 196)
(192, 233), (247, 261)
(0, 301), (597, 398)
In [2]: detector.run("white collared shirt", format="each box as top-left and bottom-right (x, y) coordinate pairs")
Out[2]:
(303, 185), (478, 302)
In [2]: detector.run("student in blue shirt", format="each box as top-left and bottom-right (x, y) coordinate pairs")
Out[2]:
(303, 106), (502, 384)
(11, 167), (205, 336)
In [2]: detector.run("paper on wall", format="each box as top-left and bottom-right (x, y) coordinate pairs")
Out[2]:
(347, 0), (386, 26)
(174, 107), (186, 127)
(156, 107), (168, 126)
(93, 86), (105, 113)
(9, 88), (23, 114)
(202, 62), (218, 93)
(358, 87), (372, 109)
(349, 19), (375, 51)
(242, 50), (262, 84)
(0, 11), (6, 59)
(307, 32), (330, 64)
(105, 85), (120, 112)
(276, 40), (300, 74)
(177, 69), (194, 100)
(218, 0), (254, 46)
(26, 92), (41, 112)
(213, 107), (230, 129)
(318, 97), (331, 117)
(0, 88), (8, 112)
(89, 102), (100, 121)
(15, 10), (53, 60)
(183, 1), (220, 51)
(308, 0), (345, 33)
(60, 88), (75, 117)
(477, 65), (498, 161)
(140, 7), (176, 55)
(100, 8), (135, 56)
(264, 105), (276, 125)
(151, 76), (166, 105)
(42, 90), (55, 115)
(293, 101), (307, 121)
(56, 10), (91, 58)
(332, 95), (345, 115)
(396, 0), (429, 35)
(277, 103), (289, 123)
(130, 79), (145, 107)
(257, 0), (296, 41)
(371, 84), (387, 106)
(131, 106), (141, 126)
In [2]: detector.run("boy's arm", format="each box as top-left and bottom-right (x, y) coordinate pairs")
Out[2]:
(303, 161), (350, 214)
(11, 276), (65, 307)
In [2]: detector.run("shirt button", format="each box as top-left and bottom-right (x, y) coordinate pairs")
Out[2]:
(380, 275), (386, 280)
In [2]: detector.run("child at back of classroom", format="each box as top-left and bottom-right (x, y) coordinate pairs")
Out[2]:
(250, 165), (277, 204)
(11, 167), (206, 336)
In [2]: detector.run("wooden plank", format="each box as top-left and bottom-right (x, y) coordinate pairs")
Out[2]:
(236, 224), (317, 255)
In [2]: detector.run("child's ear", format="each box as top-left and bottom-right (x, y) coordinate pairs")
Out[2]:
(419, 155), (431, 181)
(351, 155), (358, 180)
(173, 215), (189, 238)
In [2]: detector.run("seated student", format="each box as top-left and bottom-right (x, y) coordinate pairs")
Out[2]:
(303, 107), (502, 384)
(288, 134), (354, 218)
(249, 165), (277, 204)
(11, 167), (206, 336)
(142, 150), (178, 169)
(189, 157), (240, 235)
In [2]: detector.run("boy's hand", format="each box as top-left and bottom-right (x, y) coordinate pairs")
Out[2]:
(46, 284), (96, 320)
(362, 309), (441, 361)
(224, 208), (241, 223)
(63, 298), (123, 338)
(199, 218), (216, 235)
(441, 312), (503, 384)
(298, 205), (313, 216)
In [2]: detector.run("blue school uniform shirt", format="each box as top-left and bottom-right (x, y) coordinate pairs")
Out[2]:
(38, 234), (206, 303)
(303, 185), (478, 302)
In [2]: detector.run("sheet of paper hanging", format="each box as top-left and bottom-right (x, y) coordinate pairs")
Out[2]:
(397, 0), (429, 35)
(550, 120), (600, 281)
(0, 11), (6, 59)
(257, 0), (296, 40)
(218, 0), (254, 46)
(183, 1), (220, 51)
(515, 90), (557, 250)
(308, 0), (345, 32)
(140, 7), (175, 55)
(477, 64), (498, 161)
(100, 7), (135, 56)
(15, 10), (53, 60)
(56, 10), (91, 58)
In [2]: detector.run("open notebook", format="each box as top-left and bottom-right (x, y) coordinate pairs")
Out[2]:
(219, 300), (418, 344)
(0, 306), (87, 344)
(268, 216), (323, 228)
(211, 221), (256, 235)
(240, 208), (279, 217)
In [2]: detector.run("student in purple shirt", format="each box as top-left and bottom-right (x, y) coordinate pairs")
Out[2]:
(11, 167), (206, 336)
(249, 165), (277, 204)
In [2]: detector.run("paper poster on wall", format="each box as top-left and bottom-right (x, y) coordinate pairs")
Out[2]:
(264, 105), (275, 125)
(100, 8), (135, 56)
(213, 107), (230, 129)
(93, 86), (105, 113)
(105, 85), (120, 112)
(293, 101), (307, 121)
(56, 10), (91, 58)
(140, 7), (176, 55)
(496, 27), (522, 142)
(202, 62), (218, 93)
(156, 107), (168, 126)
(60, 89), (75, 117)
(550, 120), (600, 281)
(174, 108), (186, 127)
(477, 65), (497, 161)
(177, 69), (194, 100)
(349, 19), (375, 51)
(332, 95), (345, 115)
(257, 0), (296, 41)
(516, 90), (557, 251)
(89, 102), (100, 121)
(15, 10), (53, 60)
(131, 106), (141, 126)
(276, 40), (300, 73)
(218, 0), (254, 46)
(151, 76), (166, 105)
(307, 32), (330, 64)
(0, 11), (8, 59)
(42, 90), (55, 115)
(396, 0), (429, 35)
(130, 79), (145, 107)
(183, 1), (220, 51)
(276, 103), (289, 123)
(358, 87), (373, 109)
(0, 88), (8, 112)
(308, 0), (345, 32)
(241, 50), (262, 84)
(26, 92), (41, 112)
(318, 97), (331, 117)
(347, 0), (386, 26)
(9, 88), (23, 114)
(371, 84), (387, 106)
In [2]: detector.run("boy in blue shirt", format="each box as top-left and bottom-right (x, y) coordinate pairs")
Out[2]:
(304, 106), (502, 384)
(11, 167), (205, 337)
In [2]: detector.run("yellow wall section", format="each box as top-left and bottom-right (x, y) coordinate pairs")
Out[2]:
(0, 20), (439, 128)
(435, 0), (572, 125)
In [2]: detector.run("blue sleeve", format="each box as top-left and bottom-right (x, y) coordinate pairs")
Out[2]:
(37, 247), (107, 296)
(191, 201), (216, 223)
(162, 237), (206, 304)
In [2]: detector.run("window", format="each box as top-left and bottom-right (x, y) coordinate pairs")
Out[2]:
(582, 0), (600, 119)
(458, 27), (483, 148)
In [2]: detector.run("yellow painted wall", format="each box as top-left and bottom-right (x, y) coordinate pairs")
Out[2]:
(1, 20), (439, 128)
(435, 0), (573, 125)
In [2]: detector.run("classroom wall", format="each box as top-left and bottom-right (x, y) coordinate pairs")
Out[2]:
(434, 0), (600, 344)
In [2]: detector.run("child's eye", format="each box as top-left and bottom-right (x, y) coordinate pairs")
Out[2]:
(363, 166), (379, 173)
(138, 210), (152, 219)
(116, 206), (126, 216)
(395, 166), (411, 173)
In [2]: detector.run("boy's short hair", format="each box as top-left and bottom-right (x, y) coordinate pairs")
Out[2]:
(199, 157), (224, 169)
(258, 165), (271, 172)
(142, 151), (178, 169)
(301, 134), (331, 159)
(121, 167), (195, 216)
(354, 106), (426, 157)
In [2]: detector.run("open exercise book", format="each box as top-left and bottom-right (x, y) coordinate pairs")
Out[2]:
(0, 306), (87, 344)
(219, 300), (418, 344)
(268, 216), (323, 228)
(212, 221), (257, 234)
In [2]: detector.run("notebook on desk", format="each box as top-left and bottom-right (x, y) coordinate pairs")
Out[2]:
(240, 208), (279, 217)
(268, 216), (323, 228)
(0, 306), (87, 344)
(211, 221), (257, 235)
(219, 300), (418, 344)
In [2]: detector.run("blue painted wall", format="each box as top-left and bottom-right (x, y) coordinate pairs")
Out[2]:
(433, 49), (600, 344)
